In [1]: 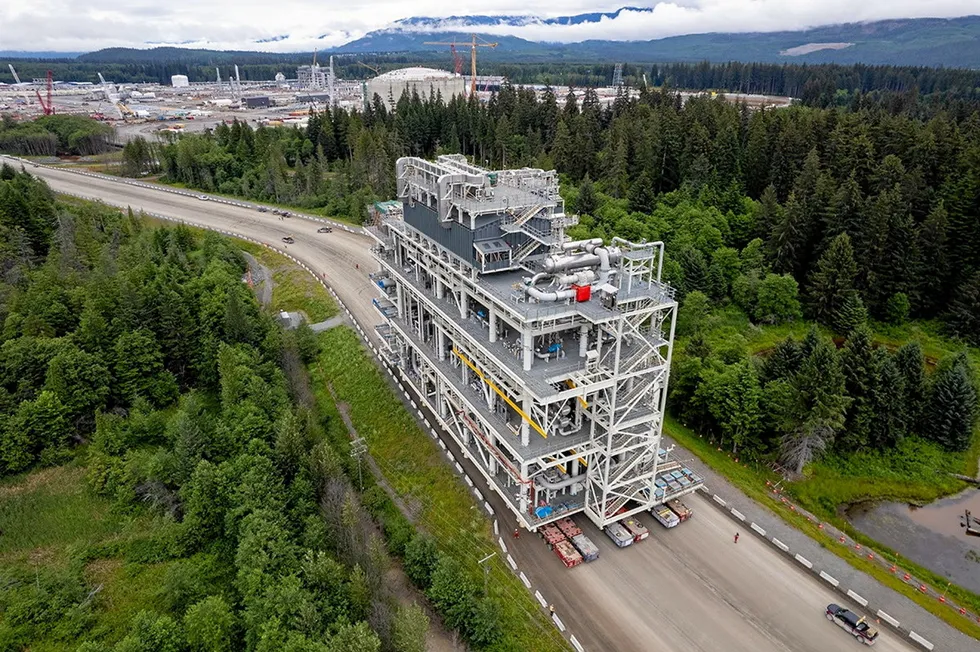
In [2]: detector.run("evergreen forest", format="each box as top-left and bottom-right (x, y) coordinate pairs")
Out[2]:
(0, 165), (519, 651)
(0, 114), (114, 157)
(135, 83), (980, 470)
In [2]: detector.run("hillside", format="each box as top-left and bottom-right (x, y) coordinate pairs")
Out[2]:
(333, 16), (980, 67)
(5, 15), (979, 69)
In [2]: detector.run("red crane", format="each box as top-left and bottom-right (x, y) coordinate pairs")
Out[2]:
(35, 70), (54, 115)
(450, 43), (463, 75)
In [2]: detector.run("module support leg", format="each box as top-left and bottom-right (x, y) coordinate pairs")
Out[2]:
(521, 394), (532, 447)
(522, 330), (533, 372)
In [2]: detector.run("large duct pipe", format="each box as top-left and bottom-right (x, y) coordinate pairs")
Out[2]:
(553, 270), (597, 287)
(541, 253), (602, 274)
(562, 238), (603, 252)
(435, 172), (487, 221)
(527, 285), (576, 302)
(534, 474), (582, 491)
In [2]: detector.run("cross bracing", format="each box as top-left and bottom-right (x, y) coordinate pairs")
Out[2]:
(367, 156), (701, 530)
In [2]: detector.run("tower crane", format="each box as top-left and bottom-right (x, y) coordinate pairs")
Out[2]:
(423, 34), (498, 97)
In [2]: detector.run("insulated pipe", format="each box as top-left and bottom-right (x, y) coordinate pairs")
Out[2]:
(527, 286), (577, 302)
(541, 253), (602, 274)
(534, 474), (582, 491)
(562, 238), (604, 252)
(553, 270), (597, 287)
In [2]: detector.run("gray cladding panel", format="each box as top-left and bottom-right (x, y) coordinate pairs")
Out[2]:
(403, 202), (476, 264)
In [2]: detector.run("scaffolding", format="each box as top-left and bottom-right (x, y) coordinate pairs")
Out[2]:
(366, 155), (698, 531)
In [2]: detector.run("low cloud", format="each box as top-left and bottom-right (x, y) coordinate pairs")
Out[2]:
(0, 1), (976, 53)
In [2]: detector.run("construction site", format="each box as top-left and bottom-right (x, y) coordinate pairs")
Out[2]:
(1, 44), (792, 144)
(365, 154), (705, 565)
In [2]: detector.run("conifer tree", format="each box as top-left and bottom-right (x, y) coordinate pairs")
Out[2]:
(808, 233), (858, 324)
(894, 341), (927, 434)
(871, 350), (906, 447)
(777, 339), (850, 474)
(761, 336), (802, 383)
(946, 272), (980, 346)
(834, 292), (868, 336)
(839, 326), (876, 450)
(924, 354), (978, 451)
(915, 202), (950, 315)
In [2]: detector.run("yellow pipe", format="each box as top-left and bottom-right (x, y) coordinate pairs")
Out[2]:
(547, 457), (567, 474)
(452, 348), (547, 439)
(565, 379), (589, 409)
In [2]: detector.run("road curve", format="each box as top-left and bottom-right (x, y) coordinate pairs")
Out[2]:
(14, 159), (923, 652)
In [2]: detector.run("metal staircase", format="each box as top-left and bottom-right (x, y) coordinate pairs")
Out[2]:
(511, 238), (542, 262)
(500, 204), (545, 232)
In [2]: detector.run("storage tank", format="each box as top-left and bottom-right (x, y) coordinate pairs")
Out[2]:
(366, 67), (466, 109)
(171, 75), (189, 88)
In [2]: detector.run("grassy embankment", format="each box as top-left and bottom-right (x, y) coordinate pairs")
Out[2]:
(0, 464), (187, 649)
(668, 306), (980, 639)
(243, 244), (571, 652)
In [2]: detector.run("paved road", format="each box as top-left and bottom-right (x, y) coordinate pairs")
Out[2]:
(17, 160), (924, 652)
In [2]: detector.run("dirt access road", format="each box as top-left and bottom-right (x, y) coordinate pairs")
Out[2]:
(18, 160), (928, 652)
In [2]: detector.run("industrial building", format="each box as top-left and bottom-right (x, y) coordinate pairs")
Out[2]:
(170, 75), (189, 88)
(366, 155), (702, 532)
(297, 64), (329, 90)
(243, 96), (271, 109)
(366, 68), (466, 108)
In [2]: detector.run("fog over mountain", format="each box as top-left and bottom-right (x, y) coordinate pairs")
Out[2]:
(1, 1), (977, 53)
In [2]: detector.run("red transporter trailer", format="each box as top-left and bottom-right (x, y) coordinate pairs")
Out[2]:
(555, 517), (582, 538)
(553, 539), (584, 568)
(621, 516), (650, 542)
(540, 524), (566, 547)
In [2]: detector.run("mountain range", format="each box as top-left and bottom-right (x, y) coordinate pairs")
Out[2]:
(329, 13), (980, 67)
(5, 11), (980, 69)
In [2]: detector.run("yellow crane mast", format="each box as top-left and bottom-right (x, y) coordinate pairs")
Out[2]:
(423, 34), (498, 97)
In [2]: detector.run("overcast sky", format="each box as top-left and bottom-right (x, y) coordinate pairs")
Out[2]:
(1, 1), (976, 53)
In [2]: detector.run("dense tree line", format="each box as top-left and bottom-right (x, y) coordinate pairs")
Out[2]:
(4, 57), (979, 111)
(152, 77), (980, 473)
(0, 114), (114, 156)
(0, 166), (506, 650)
(672, 317), (977, 471)
(159, 81), (980, 338)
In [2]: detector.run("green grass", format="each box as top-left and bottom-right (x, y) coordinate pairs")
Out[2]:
(237, 240), (340, 322)
(80, 558), (177, 644)
(0, 465), (115, 561)
(0, 464), (182, 649)
(793, 438), (968, 517)
(268, 265), (338, 322)
(311, 327), (570, 652)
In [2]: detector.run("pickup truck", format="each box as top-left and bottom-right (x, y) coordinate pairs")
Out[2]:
(826, 604), (878, 645)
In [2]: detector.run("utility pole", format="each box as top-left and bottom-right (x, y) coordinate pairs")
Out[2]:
(478, 552), (496, 594)
(350, 437), (368, 490)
